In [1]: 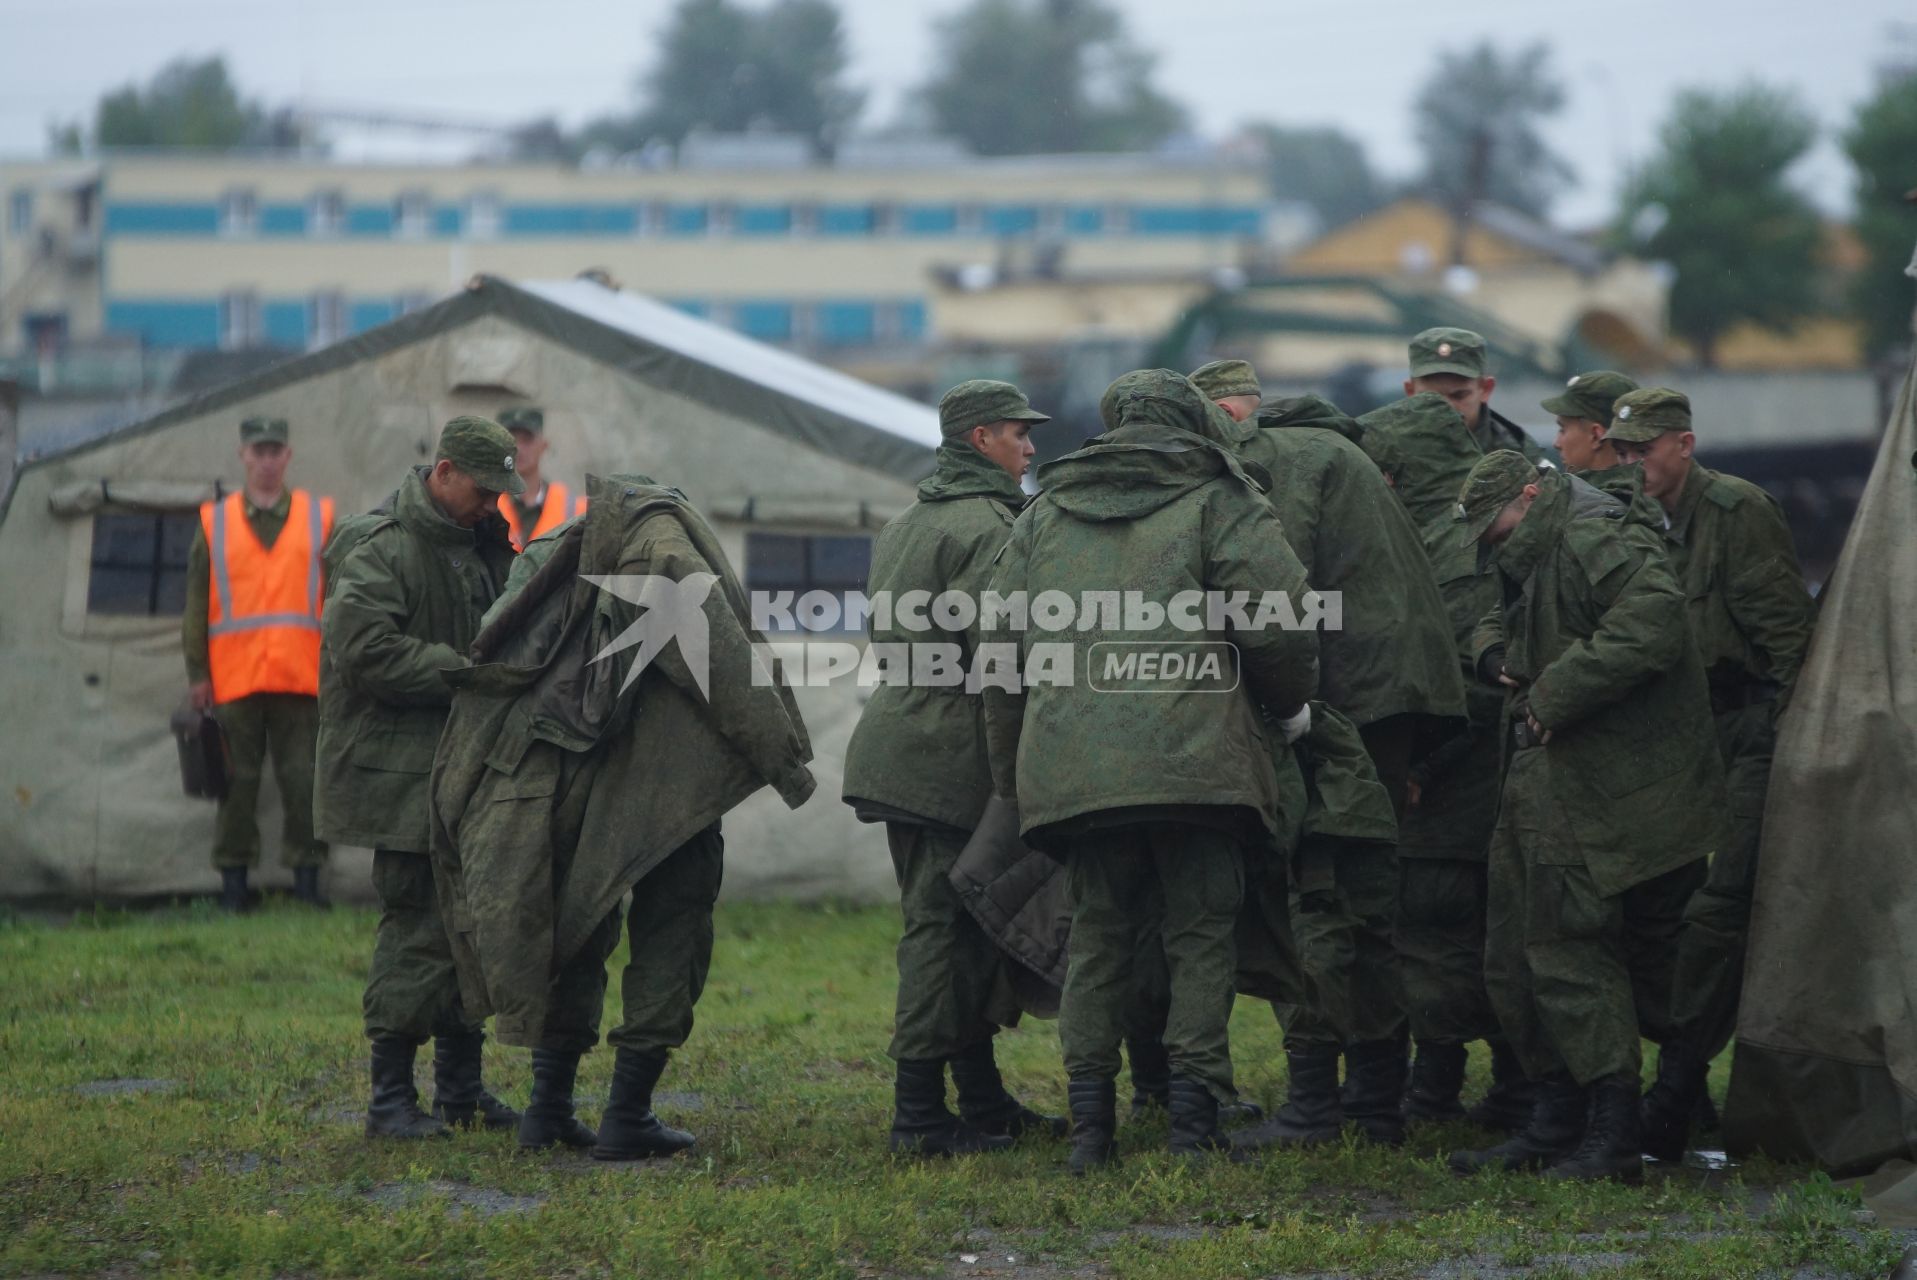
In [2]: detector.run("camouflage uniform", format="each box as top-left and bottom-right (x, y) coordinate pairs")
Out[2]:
(1602, 390), (1816, 1153)
(984, 370), (1319, 1163)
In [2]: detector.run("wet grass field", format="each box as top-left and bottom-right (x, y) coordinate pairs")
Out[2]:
(0, 899), (1904, 1279)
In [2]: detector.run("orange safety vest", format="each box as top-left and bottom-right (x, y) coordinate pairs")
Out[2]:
(499, 481), (588, 552)
(200, 488), (335, 703)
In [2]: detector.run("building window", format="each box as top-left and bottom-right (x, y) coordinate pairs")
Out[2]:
(7, 188), (32, 233)
(744, 531), (871, 632)
(220, 291), (261, 349)
(467, 190), (500, 239)
(309, 189), (345, 236)
(88, 512), (197, 617)
(395, 188), (432, 238)
(309, 291), (345, 348)
(219, 188), (258, 235)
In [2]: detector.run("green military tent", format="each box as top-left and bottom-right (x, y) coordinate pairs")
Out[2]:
(1723, 332), (1917, 1173)
(0, 275), (938, 904)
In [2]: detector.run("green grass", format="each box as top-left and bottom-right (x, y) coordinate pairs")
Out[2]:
(0, 900), (1901, 1279)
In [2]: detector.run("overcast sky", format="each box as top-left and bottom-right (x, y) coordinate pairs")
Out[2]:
(1, 0), (1911, 227)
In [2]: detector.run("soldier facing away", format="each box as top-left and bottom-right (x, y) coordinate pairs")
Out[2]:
(182, 416), (334, 912)
(983, 370), (1321, 1173)
(1602, 388), (1817, 1163)
(1447, 451), (1725, 1183)
(843, 379), (1065, 1158)
(316, 416), (523, 1141)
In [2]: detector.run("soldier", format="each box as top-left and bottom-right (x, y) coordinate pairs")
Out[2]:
(843, 380), (1065, 1157)
(1402, 327), (1553, 466)
(183, 417), (334, 912)
(316, 416), (522, 1140)
(1602, 389), (1817, 1162)
(496, 406), (586, 552)
(1543, 372), (1638, 474)
(1447, 452), (1724, 1183)
(983, 369), (1320, 1172)
(431, 475), (816, 1161)
(1190, 364), (1466, 1146)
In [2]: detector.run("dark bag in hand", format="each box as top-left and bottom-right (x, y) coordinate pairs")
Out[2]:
(171, 701), (229, 801)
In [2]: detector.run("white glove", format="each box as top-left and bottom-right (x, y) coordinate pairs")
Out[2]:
(1277, 703), (1312, 745)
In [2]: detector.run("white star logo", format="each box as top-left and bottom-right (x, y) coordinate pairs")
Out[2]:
(583, 573), (721, 700)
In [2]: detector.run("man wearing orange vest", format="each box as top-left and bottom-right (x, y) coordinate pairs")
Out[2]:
(496, 406), (585, 552)
(183, 416), (335, 913)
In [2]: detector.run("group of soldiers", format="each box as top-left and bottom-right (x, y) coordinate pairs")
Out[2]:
(846, 327), (1815, 1182)
(181, 322), (1814, 1180)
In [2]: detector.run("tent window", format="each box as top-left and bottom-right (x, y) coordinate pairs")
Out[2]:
(88, 512), (196, 616)
(745, 532), (870, 632)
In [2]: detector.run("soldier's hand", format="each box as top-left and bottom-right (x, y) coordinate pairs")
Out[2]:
(189, 680), (214, 711)
(1405, 779), (1423, 808)
(1524, 710), (1552, 745)
(1497, 667), (1520, 689)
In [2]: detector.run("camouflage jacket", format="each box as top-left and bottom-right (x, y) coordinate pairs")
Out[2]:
(1360, 395), (1551, 534)
(843, 443), (1025, 830)
(1660, 464), (1816, 712)
(1471, 470), (1726, 895)
(1247, 397), (1465, 730)
(314, 467), (515, 852)
(983, 373), (1319, 845)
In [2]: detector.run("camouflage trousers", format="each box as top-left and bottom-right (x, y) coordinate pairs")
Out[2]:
(886, 822), (1015, 1062)
(1396, 856), (1497, 1045)
(211, 693), (327, 871)
(538, 826), (725, 1055)
(1062, 824), (1244, 1102)
(363, 849), (471, 1043)
(1665, 703), (1775, 1062)
(1484, 748), (1706, 1086)
(1281, 839), (1405, 1052)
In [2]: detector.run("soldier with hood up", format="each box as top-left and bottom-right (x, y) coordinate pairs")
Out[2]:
(983, 369), (1320, 1172)
(843, 380), (1066, 1158)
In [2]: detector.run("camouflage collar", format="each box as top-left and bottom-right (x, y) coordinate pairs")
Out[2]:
(1663, 461), (1710, 546)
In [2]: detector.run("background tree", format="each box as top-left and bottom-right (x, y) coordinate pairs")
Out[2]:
(914, 0), (1187, 155)
(1245, 123), (1388, 232)
(1411, 41), (1572, 220)
(1843, 67), (1917, 362)
(1616, 84), (1822, 369)
(570, 0), (864, 160)
(55, 56), (313, 152)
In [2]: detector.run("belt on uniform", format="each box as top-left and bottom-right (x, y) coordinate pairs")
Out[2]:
(1511, 720), (1546, 750)
(1710, 683), (1778, 715)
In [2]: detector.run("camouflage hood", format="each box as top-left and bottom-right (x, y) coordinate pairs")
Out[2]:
(916, 439), (1028, 506)
(1257, 393), (1366, 444)
(1043, 369), (1265, 521)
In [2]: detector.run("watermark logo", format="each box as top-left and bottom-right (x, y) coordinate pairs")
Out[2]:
(584, 573), (719, 700)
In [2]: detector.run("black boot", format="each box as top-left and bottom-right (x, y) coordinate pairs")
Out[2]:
(517, 1048), (597, 1151)
(431, 1027), (520, 1131)
(1466, 1039), (1536, 1133)
(1126, 1038), (1171, 1119)
(1546, 1073), (1644, 1183)
(365, 1037), (449, 1139)
(1342, 1038), (1408, 1146)
(595, 1047), (699, 1160)
(291, 866), (332, 910)
(1448, 1075), (1586, 1175)
(1640, 1045), (1707, 1163)
(219, 867), (253, 914)
(950, 1041), (1066, 1140)
(1232, 1050), (1343, 1151)
(888, 1057), (1014, 1157)
(1403, 1039), (1469, 1123)
(1067, 1078), (1119, 1175)
(1167, 1076), (1230, 1158)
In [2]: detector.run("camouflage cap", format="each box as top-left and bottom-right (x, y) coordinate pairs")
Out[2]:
(938, 379), (1050, 439)
(1188, 358), (1262, 401)
(497, 405), (545, 436)
(1409, 327), (1489, 379)
(239, 416), (289, 445)
(1602, 387), (1692, 443)
(1541, 370), (1639, 423)
(435, 415), (526, 495)
(1455, 449), (1540, 542)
